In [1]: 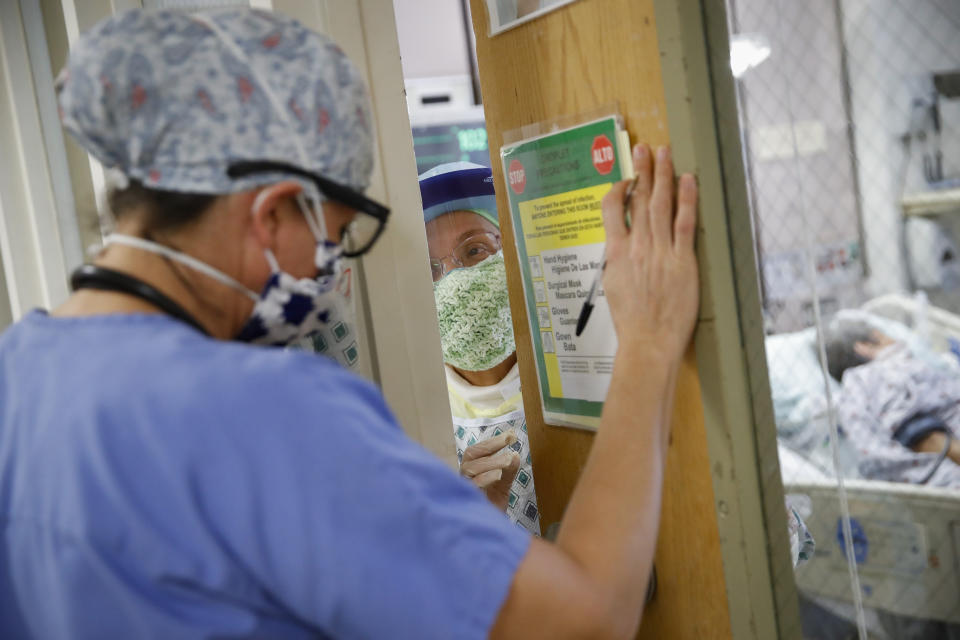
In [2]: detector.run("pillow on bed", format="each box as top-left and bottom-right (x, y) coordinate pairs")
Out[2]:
(765, 328), (847, 476)
(765, 327), (837, 433)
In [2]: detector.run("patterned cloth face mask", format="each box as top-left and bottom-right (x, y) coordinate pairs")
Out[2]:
(434, 252), (516, 371)
(103, 190), (360, 370)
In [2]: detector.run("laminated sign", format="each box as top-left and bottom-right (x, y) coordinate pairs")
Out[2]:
(501, 116), (633, 430)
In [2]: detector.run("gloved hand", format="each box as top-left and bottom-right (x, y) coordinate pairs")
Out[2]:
(461, 431), (522, 511)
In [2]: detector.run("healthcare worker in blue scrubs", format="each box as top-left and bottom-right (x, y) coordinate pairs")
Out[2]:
(0, 8), (700, 640)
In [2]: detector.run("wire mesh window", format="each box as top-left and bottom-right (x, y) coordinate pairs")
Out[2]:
(726, 0), (960, 638)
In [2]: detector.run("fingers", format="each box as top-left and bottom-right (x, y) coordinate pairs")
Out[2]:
(674, 173), (698, 254)
(601, 179), (629, 242)
(472, 468), (503, 489)
(647, 145), (674, 248)
(503, 449), (522, 480)
(630, 144), (653, 249)
(461, 431), (517, 463)
(474, 451), (522, 494)
(461, 448), (519, 479)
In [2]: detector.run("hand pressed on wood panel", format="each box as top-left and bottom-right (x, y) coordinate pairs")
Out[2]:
(460, 430), (522, 511)
(601, 144), (699, 362)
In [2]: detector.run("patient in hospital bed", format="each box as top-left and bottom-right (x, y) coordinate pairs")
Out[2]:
(825, 317), (960, 488)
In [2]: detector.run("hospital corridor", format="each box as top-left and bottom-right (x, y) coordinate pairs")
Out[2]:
(0, 0), (958, 638)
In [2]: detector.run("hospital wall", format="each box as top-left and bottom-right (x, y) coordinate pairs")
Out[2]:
(392, 0), (473, 79)
(738, 0), (960, 333)
(732, 0), (866, 332)
(841, 0), (960, 301)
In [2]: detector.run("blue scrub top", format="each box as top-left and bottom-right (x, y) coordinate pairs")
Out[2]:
(0, 311), (530, 639)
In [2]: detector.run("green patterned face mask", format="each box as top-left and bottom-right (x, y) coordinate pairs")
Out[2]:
(434, 253), (515, 371)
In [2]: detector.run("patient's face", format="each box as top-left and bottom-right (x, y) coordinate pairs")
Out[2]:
(853, 330), (897, 361)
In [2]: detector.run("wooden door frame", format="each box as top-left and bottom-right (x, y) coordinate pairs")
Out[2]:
(654, 1), (800, 636)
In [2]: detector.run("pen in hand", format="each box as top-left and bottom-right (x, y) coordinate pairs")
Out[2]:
(574, 176), (640, 337)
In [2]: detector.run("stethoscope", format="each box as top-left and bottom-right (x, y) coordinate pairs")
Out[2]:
(70, 264), (210, 337)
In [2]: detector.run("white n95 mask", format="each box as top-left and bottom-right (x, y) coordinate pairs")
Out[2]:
(434, 253), (515, 371)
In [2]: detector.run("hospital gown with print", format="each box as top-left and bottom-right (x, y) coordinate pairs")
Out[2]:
(446, 364), (540, 535)
(0, 311), (530, 639)
(838, 343), (960, 487)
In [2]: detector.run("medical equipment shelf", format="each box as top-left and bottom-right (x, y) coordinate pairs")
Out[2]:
(901, 188), (960, 217)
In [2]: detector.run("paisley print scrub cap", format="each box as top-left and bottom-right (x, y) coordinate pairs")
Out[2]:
(56, 8), (374, 196)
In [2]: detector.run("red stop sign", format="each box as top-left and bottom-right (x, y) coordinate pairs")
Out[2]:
(591, 135), (615, 175)
(508, 159), (526, 194)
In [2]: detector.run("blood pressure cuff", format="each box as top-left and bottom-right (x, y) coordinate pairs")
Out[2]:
(893, 412), (949, 448)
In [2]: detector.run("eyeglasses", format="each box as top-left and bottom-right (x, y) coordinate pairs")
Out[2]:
(227, 160), (390, 258)
(430, 232), (501, 281)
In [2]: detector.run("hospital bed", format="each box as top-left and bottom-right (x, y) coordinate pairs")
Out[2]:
(767, 293), (960, 627)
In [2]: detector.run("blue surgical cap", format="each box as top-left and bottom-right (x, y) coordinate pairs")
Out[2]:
(419, 162), (499, 228)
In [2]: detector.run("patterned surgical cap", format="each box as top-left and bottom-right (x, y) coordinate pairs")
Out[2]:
(418, 162), (499, 228)
(56, 8), (374, 195)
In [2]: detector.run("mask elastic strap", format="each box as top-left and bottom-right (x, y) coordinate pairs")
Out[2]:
(252, 185), (328, 243)
(295, 189), (343, 270)
(104, 234), (259, 302)
(263, 248), (282, 274)
(295, 190), (328, 243)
